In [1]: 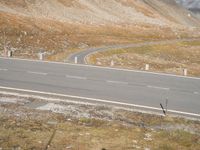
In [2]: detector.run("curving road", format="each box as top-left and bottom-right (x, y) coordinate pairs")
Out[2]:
(68, 38), (200, 64)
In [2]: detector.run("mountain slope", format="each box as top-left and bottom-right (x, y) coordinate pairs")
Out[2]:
(0, 0), (200, 60)
(0, 0), (199, 26)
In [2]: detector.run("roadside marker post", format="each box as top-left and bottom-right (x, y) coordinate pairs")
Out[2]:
(38, 53), (44, 60)
(75, 57), (78, 64)
(160, 99), (169, 116)
(111, 60), (114, 67)
(183, 69), (187, 76)
(160, 103), (166, 115)
(145, 64), (149, 71)
(7, 50), (12, 57)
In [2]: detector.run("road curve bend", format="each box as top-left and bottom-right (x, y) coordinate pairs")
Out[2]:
(67, 38), (200, 64)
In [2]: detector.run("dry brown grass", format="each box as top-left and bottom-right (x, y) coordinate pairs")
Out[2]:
(88, 40), (200, 77)
(1, 10), (200, 61)
(0, 99), (200, 150)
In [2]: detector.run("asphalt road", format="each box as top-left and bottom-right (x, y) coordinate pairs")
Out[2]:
(0, 57), (200, 117)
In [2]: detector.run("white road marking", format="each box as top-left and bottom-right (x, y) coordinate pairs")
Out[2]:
(147, 85), (170, 91)
(1, 57), (200, 80)
(194, 92), (199, 95)
(0, 85), (199, 118)
(106, 80), (128, 85)
(66, 75), (87, 80)
(0, 68), (8, 71)
(27, 71), (47, 76)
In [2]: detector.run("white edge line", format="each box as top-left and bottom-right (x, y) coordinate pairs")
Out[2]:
(0, 91), (97, 107)
(106, 80), (128, 85)
(0, 57), (200, 80)
(0, 91), (166, 118)
(66, 75), (87, 80)
(0, 86), (199, 117)
(147, 85), (170, 91)
(27, 71), (47, 75)
(0, 68), (8, 71)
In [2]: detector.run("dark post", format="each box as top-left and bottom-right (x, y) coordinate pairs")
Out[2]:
(160, 103), (166, 115)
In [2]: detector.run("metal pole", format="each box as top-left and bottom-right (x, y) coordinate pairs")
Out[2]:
(160, 103), (166, 115)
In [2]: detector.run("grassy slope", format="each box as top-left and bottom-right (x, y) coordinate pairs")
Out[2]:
(0, 11), (181, 61)
(88, 40), (200, 77)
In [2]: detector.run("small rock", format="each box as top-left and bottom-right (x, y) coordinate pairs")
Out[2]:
(144, 133), (153, 141)
(133, 144), (141, 149)
(67, 118), (72, 121)
(132, 140), (138, 144)
(66, 145), (72, 149)
(97, 61), (102, 65)
(85, 132), (90, 135)
(47, 120), (58, 125)
(144, 137), (152, 141)
(145, 133), (152, 138)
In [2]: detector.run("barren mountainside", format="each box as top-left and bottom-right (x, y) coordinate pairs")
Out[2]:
(0, 0), (200, 60)
(0, 0), (199, 26)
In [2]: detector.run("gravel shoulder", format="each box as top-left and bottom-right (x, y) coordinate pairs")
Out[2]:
(0, 93), (200, 149)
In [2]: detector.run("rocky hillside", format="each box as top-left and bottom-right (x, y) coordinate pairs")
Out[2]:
(0, 0), (199, 26)
(0, 0), (200, 60)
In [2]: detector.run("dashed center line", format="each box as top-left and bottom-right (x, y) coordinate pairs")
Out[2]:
(147, 85), (170, 91)
(66, 75), (87, 80)
(106, 80), (128, 85)
(27, 71), (47, 76)
(0, 68), (8, 71)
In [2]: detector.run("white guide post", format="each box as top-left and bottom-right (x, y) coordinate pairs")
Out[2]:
(111, 60), (114, 67)
(75, 57), (78, 64)
(145, 64), (149, 71)
(183, 68), (187, 76)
